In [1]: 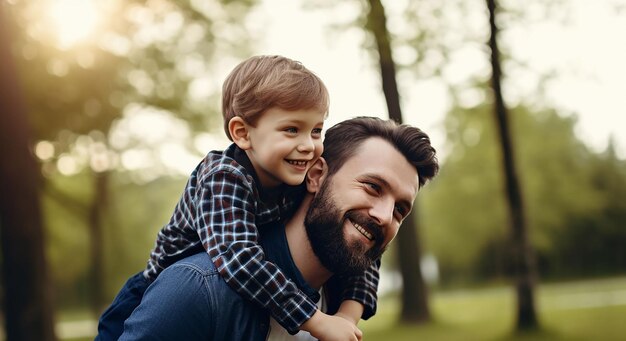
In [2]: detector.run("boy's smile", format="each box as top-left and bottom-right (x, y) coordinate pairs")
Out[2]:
(285, 159), (308, 171)
(244, 107), (326, 188)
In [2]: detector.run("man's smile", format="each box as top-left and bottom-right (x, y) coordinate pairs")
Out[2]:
(352, 220), (374, 241)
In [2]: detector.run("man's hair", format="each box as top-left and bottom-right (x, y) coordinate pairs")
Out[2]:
(222, 55), (330, 140)
(322, 117), (439, 188)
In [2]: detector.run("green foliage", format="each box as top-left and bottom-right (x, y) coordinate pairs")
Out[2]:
(6, 0), (259, 310)
(421, 102), (508, 283)
(102, 174), (188, 299)
(43, 173), (92, 307)
(546, 147), (626, 278)
(43, 170), (187, 308)
(420, 100), (626, 284)
(8, 0), (257, 156)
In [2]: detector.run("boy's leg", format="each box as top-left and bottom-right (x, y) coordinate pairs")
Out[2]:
(120, 253), (269, 341)
(95, 271), (150, 341)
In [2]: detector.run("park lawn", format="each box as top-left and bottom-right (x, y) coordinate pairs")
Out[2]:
(56, 276), (626, 340)
(361, 276), (626, 341)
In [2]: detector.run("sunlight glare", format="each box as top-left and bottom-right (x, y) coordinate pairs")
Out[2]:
(49, 0), (100, 49)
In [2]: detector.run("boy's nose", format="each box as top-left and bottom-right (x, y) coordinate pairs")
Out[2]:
(297, 136), (315, 152)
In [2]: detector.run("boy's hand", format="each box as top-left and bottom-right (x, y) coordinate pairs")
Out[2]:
(301, 310), (362, 341)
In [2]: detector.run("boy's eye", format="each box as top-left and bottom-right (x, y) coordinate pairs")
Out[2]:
(311, 128), (322, 137)
(284, 127), (298, 134)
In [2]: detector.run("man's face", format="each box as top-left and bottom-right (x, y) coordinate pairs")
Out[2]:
(305, 137), (419, 275)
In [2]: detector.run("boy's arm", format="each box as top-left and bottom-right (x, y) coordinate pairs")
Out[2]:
(336, 258), (382, 320)
(301, 310), (362, 341)
(197, 168), (317, 334)
(335, 300), (365, 325)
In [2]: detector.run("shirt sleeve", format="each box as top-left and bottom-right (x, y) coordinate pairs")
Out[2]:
(196, 167), (318, 334)
(337, 258), (381, 319)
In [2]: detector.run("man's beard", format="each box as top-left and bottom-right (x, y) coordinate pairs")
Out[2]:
(304, 178), (386, 276)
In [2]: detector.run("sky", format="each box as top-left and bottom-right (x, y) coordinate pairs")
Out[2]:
(38, 0), (626, 178)
(247, 0), (625, 159)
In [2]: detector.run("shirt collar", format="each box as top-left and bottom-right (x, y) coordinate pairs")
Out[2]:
(229, 144), (289, 202)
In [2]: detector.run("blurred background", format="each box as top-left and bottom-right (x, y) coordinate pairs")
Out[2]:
(1, 0), (625, 340)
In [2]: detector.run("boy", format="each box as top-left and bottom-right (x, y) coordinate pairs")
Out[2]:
(97, 55), (378, 340)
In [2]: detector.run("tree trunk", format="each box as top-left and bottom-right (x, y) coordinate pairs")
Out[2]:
(0, 4), (57, 340)
(89, 170), (109, 316)
(486, 0), (539, 330)
(395, 209), (430, 323)
(365, 0), (430, 323)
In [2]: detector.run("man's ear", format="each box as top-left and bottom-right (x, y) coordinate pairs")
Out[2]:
(306, 157), (328, 193)
(228, 117), (251, 150)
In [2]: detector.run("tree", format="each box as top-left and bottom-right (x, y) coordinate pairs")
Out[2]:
(421, 98), (626, 283)
(7, 0), (258, 314)
(486, 0), (539, 330)
(0, 4), (56, 340)
(364, 0), (430, 323)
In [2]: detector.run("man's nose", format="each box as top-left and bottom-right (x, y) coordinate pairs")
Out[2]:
(369, 197), (394, 227)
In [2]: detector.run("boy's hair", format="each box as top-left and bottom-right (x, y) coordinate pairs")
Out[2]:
(222, 55), (330, 140)
(322, 117), (439, 188)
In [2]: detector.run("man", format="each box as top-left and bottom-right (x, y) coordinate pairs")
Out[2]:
(119, 117), (439, 340)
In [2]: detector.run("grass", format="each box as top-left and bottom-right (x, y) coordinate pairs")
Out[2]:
(52, 276), (626, 340)
(361, 276), (626, 340)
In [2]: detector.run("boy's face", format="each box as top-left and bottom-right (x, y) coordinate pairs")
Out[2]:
(246, 107), (326, 188)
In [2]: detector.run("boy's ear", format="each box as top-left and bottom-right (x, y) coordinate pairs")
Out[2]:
(229, 117), (251, 150)
(306, 157), (328, 193)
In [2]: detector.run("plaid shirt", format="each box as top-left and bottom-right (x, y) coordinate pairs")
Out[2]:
(144, 143), (378, 332)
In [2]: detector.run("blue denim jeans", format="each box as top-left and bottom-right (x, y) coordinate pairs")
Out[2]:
(119, 252), (270, 341)
(96, 271), (150, 340)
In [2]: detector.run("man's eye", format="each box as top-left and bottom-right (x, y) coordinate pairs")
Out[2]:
(395, 205), (407, 218)
(365, 182), (381, 193)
